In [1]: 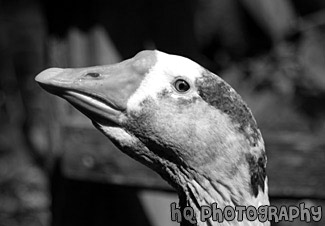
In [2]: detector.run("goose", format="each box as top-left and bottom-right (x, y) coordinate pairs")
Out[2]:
(35, 50), (270, 226)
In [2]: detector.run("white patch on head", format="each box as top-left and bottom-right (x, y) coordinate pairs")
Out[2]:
(127, 51), (204, 112)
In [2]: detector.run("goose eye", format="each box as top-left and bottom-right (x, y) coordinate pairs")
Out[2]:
(174, 79), (190, 93)
(85, 72), (100, 78)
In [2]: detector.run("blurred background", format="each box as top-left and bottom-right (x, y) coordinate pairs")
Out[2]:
(0, 0), (324, 226)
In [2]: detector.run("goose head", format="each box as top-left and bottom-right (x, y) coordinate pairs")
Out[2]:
(36, 50), (269, 225)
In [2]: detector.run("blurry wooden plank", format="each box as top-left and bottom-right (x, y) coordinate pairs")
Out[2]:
(49, 26), (121, 68)
(265, 132), (325, 199)
(61, 126), (171, 190)
(88, 26), (121, 66)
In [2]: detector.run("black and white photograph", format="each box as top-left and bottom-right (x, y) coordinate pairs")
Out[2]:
(0, 0), (324, 225)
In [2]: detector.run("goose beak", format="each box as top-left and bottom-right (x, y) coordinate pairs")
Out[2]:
(35, 51), (156, 125)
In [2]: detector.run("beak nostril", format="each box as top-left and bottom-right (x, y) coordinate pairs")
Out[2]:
(85, 72), (100, 78)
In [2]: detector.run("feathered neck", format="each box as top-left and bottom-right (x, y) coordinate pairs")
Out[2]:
(177, 167), (270, 226)
(152, 128), (270, 226)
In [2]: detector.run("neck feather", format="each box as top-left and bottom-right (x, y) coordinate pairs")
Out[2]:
(178, 173), (270, 226)
(166, 144), (270, 226)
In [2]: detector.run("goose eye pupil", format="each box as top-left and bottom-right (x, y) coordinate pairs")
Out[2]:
(179, 83), (185, 90)
(86, 72), (100, 78)
(175, 79), (190, 92)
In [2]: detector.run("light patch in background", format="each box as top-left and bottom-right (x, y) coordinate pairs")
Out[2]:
(48, 26), (121, 68)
